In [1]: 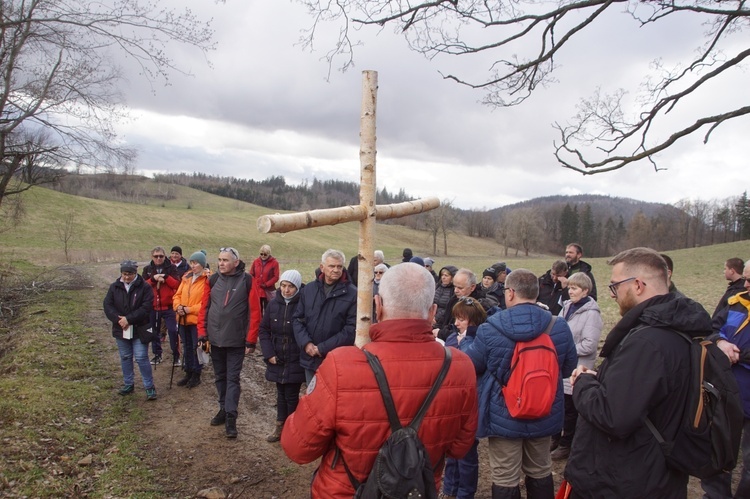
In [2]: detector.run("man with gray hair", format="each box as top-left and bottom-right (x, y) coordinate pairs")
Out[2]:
(198, 247), (258, 438)
(564, 247), (714, 498)
(294, 249), (357, 383)
(282, 262), (478, 497)
(433, 268), (498, 341)
(460, 269), (576, 498)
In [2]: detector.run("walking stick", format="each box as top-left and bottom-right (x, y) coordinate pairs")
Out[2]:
(170, 313), (185, 389)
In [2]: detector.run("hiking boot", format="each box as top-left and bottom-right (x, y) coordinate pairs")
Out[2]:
(266, 421), (284, 442)
(176, 372), (191, 387)
(210, 408), (226, 426)
(145, 387), (157, 401)
(186, 371), (202, 388)
(550, 445), (570, 461)
(118, 384), (134, 396)
(225, 414), (238, 439)
(150, 355), (162, 365)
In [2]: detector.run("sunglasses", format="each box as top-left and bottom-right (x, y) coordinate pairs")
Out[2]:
(461, 297), (476, 306)
(260, 252), (269, 256)
(220, 247), (239, 259)
(153, 255), (166, 259)
(374, 271), (385, 275)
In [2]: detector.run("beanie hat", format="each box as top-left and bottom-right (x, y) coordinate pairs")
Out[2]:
(483, 267), (497, 279)
(189, 251), (207, 268)
(410, 256), (425, 266)
(171, 246), (182, 255)
(403, 248), (413, 258)
(424, 257), (435, 267)
(120, 260), (138, 273)
(441, 265), (458, 277)
(280, 270), (302, 290)
(492, 262), (507, 273)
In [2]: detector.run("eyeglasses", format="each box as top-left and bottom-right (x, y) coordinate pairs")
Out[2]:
(220, 247), (239, 259)
(608, 277), (637, 298)
(153, 255), (165, 259)
(259, 252), (269, 256)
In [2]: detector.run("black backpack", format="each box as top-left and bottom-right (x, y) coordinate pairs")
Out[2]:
(645, 331), (743, 479)
(340, 347), (452, 499)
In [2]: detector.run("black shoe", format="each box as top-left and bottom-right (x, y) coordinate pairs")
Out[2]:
(210, 408), (226, 426)
(118, 384), (135, 396)
(176, 372), (191, 387)
(186, 371), (202, 388)
(225, 414), (237, 439)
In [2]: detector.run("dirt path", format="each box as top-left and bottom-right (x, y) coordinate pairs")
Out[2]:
(87, 263), (709, 498)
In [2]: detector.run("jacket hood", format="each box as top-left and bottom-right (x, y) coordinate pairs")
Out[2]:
(485, 302), (553, 342)
(601, 293), (711, 357)
(440, 265), (458, 277)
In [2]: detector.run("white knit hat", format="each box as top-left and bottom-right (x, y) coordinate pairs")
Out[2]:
(279, 269), (302, 290)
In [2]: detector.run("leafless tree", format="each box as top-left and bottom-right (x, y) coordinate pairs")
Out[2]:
(297, 0), (749, 174)
(0, 0), (217, 206)
(507, 208), (543, 256)
(56, 210), (78, 263)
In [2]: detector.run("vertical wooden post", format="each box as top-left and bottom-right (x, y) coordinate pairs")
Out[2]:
(355, 70), (377, 348)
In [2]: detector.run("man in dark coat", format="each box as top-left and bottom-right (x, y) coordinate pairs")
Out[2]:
(198, 247), (259, 438)
(561, 243), (597, 301)
(293, 249), (357, 384)
(713, 257), (746, 321)
(564, 247), (712, 498)
(537, 260), (568, 315)
(433, 268), (498, 341)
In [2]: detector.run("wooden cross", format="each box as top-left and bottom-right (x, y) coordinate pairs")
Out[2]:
(257, 71), (439, 347)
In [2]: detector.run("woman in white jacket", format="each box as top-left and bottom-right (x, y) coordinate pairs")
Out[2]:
(551, 272), (603, 460)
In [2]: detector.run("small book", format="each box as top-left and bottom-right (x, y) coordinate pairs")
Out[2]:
(123, 325), (133, 339)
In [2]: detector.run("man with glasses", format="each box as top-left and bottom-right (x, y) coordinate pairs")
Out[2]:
(564, 247), (713, 498)
(142, 246), (181, 366)
(293, 249), (357, 384)
(198, 247), (259, 438)
(459, 268), (576, 498)
(433, 268), (498, 341)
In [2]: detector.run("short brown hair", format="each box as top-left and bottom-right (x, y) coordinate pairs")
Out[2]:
(452, 298), (487, 327)
(726, 258), (744, 275)
(551, 260), (568, 275)
(608, 247), (668, 285)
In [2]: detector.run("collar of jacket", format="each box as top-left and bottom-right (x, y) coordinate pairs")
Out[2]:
(369, 318), (434, 343)
(600, 293), (675, 358)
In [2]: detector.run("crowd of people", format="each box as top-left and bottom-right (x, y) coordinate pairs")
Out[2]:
(102, 243), (750, 498)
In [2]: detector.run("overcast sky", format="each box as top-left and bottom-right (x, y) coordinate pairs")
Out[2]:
(115, 1), (746, 210)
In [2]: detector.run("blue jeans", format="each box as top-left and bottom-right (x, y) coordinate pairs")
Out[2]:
(116, 337), (154, 389)
(443, 439), (479, 499)
(210, 346), (245, 417)
(150, 308), (178, 358)
(701, 417), (750, 498)
(178, 324), (201, 373)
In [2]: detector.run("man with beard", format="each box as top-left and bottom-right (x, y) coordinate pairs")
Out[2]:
(560, 243), (597, 301)
(564, 247), (712, 498)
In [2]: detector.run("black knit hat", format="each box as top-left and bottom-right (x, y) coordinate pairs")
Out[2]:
(483, 267), (497, 279)
(171, 246), (182, 255)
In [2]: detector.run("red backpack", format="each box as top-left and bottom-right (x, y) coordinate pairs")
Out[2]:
(502, 317), (559, 419)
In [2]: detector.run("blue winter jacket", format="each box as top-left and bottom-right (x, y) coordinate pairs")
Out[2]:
(459, 302), (577, 438)
(292, 273), (357, 371)
(715, 290), (750, 418)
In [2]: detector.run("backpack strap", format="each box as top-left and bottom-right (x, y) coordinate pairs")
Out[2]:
(364, 346), (452, 432)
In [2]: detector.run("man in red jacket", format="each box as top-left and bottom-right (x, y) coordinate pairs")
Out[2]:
(281, 262), (478, 498)
(142, 246), (181, 366)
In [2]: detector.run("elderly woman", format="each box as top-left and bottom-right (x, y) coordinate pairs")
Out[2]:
(551, 272), (603, 460)
(103, 260), (156, 400)
(250, 244), (280, 315)
(259, 270), (305, 443)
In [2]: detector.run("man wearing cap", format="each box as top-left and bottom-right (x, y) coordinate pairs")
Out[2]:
(293, 249), (357, 384)
(142, 246), (181, 366)
(198, 247), (259, 438)
(169, 246), (190, 279)
(104, 260), (157, 400)
(492, 262), (510, 309)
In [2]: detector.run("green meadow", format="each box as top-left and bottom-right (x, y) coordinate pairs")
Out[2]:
(1, 182), (749, 496)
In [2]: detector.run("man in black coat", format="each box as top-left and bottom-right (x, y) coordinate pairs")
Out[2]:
(537, 260), (568, 315)
(713, 257), (746, 321)
(432, 268), (498, 341)
(564, 247), (712, 498)
(561, 243), (597, 301)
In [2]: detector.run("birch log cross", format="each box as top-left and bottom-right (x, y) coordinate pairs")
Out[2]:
(256, 70), (440, 347)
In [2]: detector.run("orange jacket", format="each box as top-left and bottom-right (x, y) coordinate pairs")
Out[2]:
(281, 318), (478, 498)
(172, 271), (209, 326)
